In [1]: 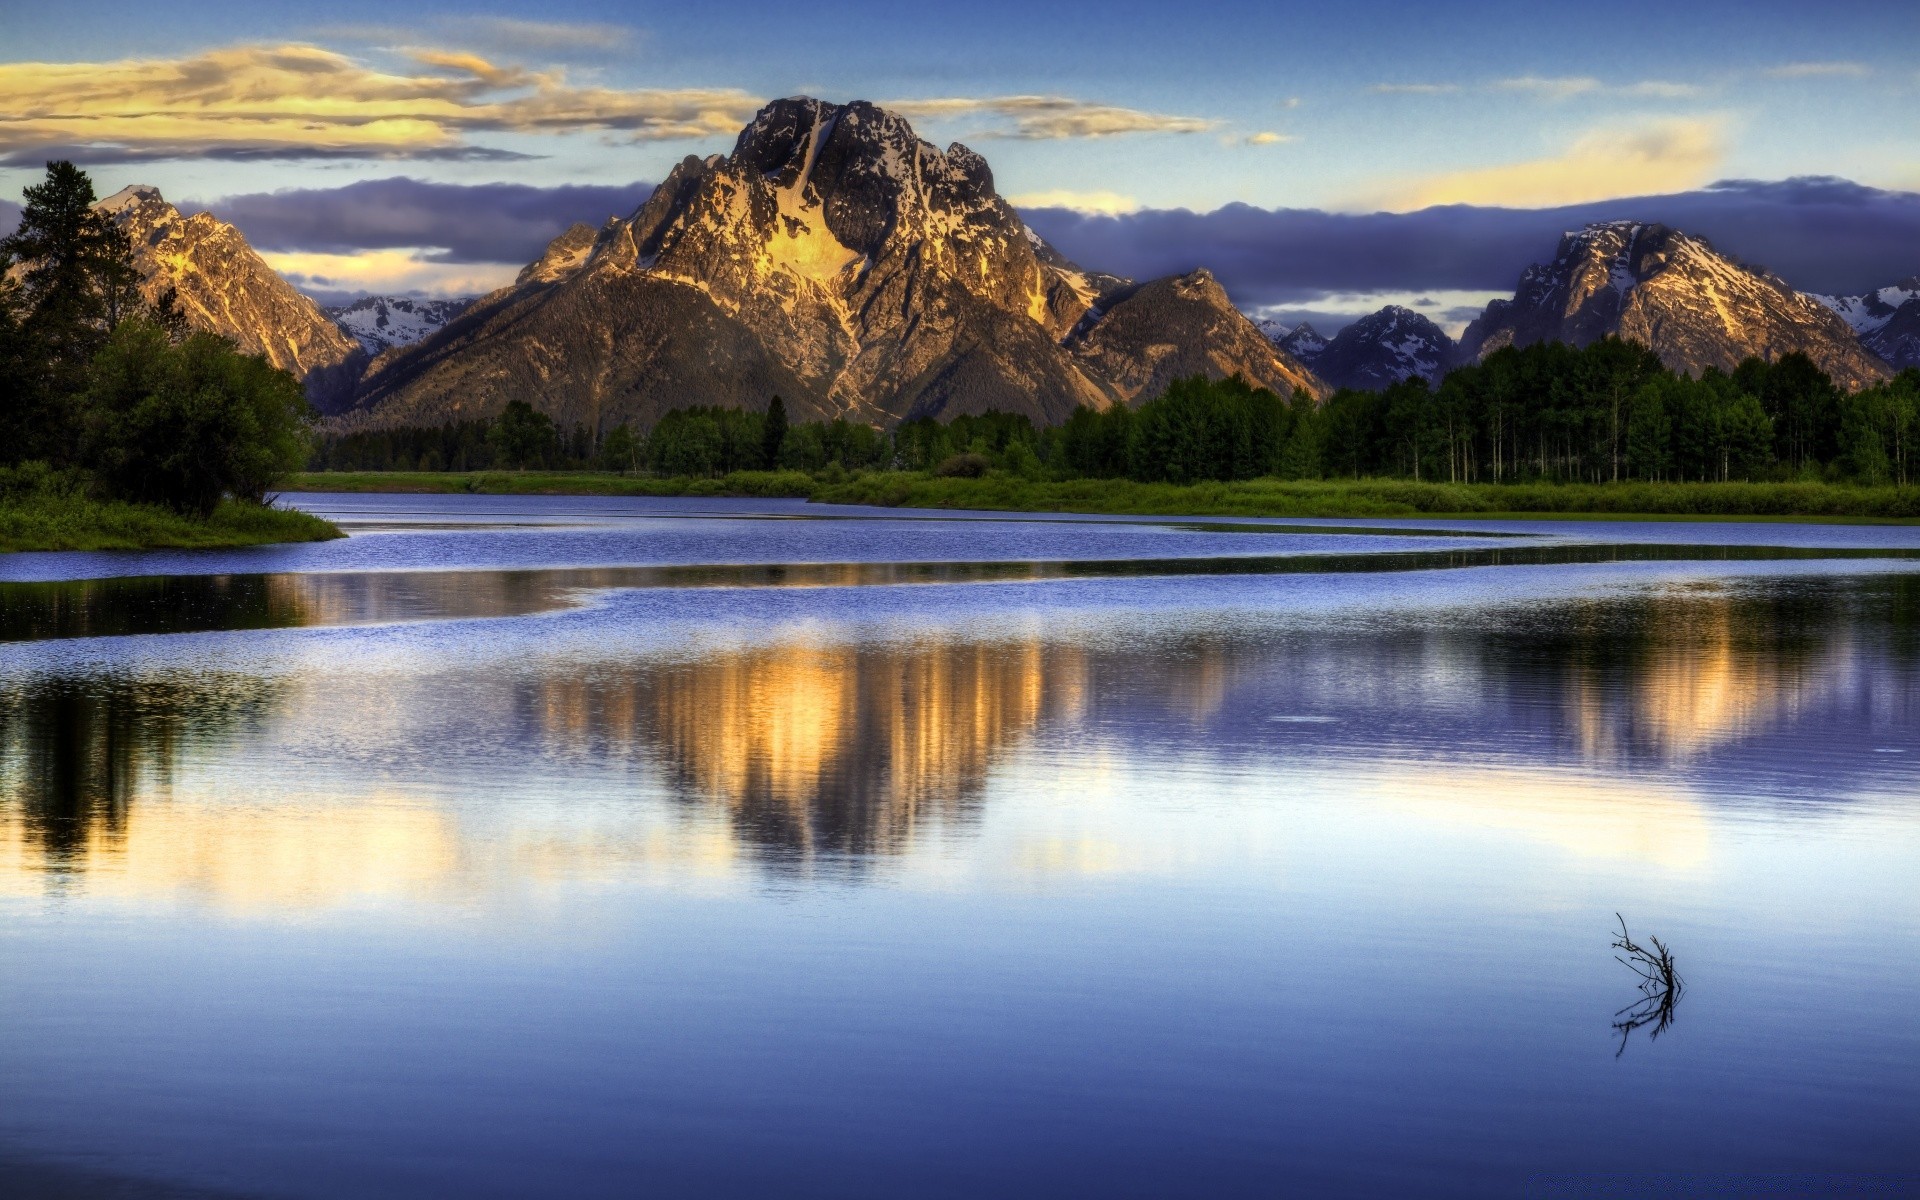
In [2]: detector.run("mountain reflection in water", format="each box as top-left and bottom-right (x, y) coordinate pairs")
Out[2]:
(2, 575), (1918, 903)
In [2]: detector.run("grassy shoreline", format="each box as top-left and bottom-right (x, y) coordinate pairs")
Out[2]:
(0, 495), (343, 553)
(287, 470), (1920, 523)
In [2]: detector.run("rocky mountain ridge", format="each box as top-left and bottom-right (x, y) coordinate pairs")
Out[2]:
(1461, 221), (1889, 389)
(93, 185), (358, 380)
(344, 97), (1326, 429)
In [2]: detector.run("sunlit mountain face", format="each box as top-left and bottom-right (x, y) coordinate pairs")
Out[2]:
(3, 574), (1916, 909)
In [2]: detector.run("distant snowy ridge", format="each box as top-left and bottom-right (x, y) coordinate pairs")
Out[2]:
(325, 295), (475, 356)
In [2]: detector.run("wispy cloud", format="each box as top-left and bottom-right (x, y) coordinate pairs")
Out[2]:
(1497, 76), (1703, 100)
(1367, 117), (1728, 210)
(0, 44), (761, 165)
(1764, 61), (1871, 79)
(1006, 189), (1141, 216)
(1244, 131), (1294, 146)
(883, 96), (1216, 139)
(1497, 76), (1603, 100)
(310, 18), (639, 55)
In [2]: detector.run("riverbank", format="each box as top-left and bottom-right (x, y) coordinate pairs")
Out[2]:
(290, 470), (1920, 521)
(0, 494), (342, 553)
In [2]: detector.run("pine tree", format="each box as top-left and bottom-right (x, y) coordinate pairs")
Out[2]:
(762, 394), (789, 469)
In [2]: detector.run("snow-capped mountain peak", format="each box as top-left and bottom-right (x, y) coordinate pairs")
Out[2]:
(324, 295), (474, 357)
(1814, 279), (1920, 337)
(1285, 307), (1453, 391)
(1277, 323), (1328, 359)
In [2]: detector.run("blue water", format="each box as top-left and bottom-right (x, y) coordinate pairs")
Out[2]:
(1, 496), (1916, 1197)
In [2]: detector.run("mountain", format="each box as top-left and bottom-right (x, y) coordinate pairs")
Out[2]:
(1461, 221), (1890, 390)
(1276, 323), (1327, 359)
(347, 98), (1325, 429)
(94, 185), (358, 380)
(1252, 317), (1291, 343)
(325, 295), (473, 357)
(1283, 305), (1453, 391)
(1815, 280), (1920, 371)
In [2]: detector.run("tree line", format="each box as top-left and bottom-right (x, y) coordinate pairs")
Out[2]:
(1, 162), (310, 514)
(1059, 341), (1920, 486)
(323, 339), (1920, 489)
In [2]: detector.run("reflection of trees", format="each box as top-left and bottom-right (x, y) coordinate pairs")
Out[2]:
(0, 674), (279, 868)
(0, 575), (307, 641)
(1546, 584), (1848, 762)
(530, 638), (1091, 866)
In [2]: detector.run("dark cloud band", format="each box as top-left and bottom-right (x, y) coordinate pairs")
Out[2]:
(197, 177), (657, 265)
(1022, 177), (1920, 305)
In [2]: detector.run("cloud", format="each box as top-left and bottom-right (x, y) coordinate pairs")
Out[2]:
(0, 43), (762, 165)
(1369, 83), (1459, 95)
(882, 96), (1216, 139)
(1018, 175), (1920, 319)
(0, 198), (20, 240)
(198, 177), (655, 264)
(1497, 76), (1603, 100)
(1765, 61), (1871, 78)
(1006, 189), (1141, 216)
(1371, 117), (1726, 210)
(261, 249), (520, 304)
(1245, 131), (1293, 146)
(1498, 76), (1702, 100)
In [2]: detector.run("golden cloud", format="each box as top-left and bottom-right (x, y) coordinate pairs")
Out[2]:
(0, 43), (763, 164)
(1006, 189), (1142, 215)
(884, 95), (1217, 139)
(259, 248), (519, 298)
(1368, 117), (1727, 211)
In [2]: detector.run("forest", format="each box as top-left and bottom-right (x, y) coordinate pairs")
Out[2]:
(316, 339), (1920, 488)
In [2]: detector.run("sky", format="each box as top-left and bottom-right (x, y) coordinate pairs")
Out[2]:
(3, 0), (1917, 329)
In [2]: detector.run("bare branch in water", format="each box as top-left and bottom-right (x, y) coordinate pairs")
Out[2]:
(1612, 913), (1684, 1057)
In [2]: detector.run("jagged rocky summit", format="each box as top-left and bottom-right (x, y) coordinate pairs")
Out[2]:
(1282, 306), (1454, 391)
(1462, 221), (1890, 389)
(325, 295), (474, 357)
(1816, 279), (1920, 371)
(93, 185), (358, 380)
(345, 97), (1326, 428)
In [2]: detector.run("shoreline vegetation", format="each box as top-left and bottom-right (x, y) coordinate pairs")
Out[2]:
(0, 491), (340, 553)
(3, 163), (334, 555)
(286, 470), (1920, 523)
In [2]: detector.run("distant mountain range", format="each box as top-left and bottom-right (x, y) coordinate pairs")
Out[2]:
(88, 101), (1917, 430)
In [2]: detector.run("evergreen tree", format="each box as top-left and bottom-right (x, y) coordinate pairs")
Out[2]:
(762, 395), (789, 468)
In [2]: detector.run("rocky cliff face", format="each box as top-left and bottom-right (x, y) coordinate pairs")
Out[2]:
(1284, 305), (1454, 391)
(324, 295), (473, 357)
(349, 98), (1324, 430)
(94, 185), (359, 380)
(1462, 221), (1890, 390)
(1816, 280), (1920, 372)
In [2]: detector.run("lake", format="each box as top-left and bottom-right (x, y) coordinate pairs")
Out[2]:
(2, 494), (1917, 1198)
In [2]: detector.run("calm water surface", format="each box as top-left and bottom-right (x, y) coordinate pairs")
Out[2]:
(1, 495), (1917, 1197)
